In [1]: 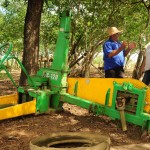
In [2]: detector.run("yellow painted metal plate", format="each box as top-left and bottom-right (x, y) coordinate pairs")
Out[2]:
(0, 99), (36, 120)
(0, 93), (18, 105)
(67, 78), (150, 113)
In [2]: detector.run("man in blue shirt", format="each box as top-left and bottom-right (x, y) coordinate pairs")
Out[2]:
(103, 27), (136, 78)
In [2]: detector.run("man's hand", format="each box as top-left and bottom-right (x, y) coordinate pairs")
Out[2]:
(124, 41), (136, 56)
(121, 41), (128, 49)
(128, 42), (136, 50)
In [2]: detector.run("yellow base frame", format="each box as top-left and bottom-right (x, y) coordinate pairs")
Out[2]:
(0, 93), (18, 105)
(0, 93), (36, 120)
(0, 77), (150, 120)
(67, 78), (150, 113)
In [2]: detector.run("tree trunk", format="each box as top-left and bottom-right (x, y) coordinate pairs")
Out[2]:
(132, 50), (144, 79)
(83, 39), (104, 77)
(132, 27), (146, 79)
(132, 5), (150, 79)
(19, 0), (44, 86)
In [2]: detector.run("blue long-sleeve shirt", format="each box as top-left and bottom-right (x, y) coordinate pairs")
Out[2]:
(103, 38), (125, 70)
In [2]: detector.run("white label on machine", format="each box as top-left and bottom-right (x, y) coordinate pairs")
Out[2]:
(50, 73), (58, 80)
(43, 72), (58, 81)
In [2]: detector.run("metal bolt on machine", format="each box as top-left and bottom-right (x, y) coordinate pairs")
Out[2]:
(0, 10), (150, 134)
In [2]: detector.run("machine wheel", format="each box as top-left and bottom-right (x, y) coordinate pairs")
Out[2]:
(30, 132), (110, 150)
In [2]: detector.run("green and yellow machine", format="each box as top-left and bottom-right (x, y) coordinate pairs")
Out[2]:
(0, 11), (150, 133)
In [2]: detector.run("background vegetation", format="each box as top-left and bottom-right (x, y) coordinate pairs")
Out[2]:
(0, 0), (150, 79)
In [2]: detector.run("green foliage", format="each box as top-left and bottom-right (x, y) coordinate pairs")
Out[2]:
(0, 0), (27, 53)
(0, 0), (150, 65)
(0, 72), (8, 79)
(40, 3), (59, 56)
(93, 55), (103, 65)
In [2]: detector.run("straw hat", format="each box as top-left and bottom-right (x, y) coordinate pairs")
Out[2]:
(107, 27), (123, 36)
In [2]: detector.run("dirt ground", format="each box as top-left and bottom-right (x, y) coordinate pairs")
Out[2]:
(0, 71), (150, 150)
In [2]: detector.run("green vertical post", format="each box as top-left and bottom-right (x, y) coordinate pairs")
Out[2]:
(39, 11), (71, 110)
(36, 11), (71, 110)
(50, 11), (71, 71)
(36, 91), (50, 113)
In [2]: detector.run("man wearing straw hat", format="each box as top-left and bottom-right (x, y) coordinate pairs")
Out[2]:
(103, 27), (136, 78)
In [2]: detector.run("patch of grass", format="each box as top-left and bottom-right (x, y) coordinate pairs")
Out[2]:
(0, 73), (8, 80)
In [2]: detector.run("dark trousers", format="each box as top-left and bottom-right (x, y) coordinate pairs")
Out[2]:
(105, 66), (124, 78)
(142, 70), (150, 85)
